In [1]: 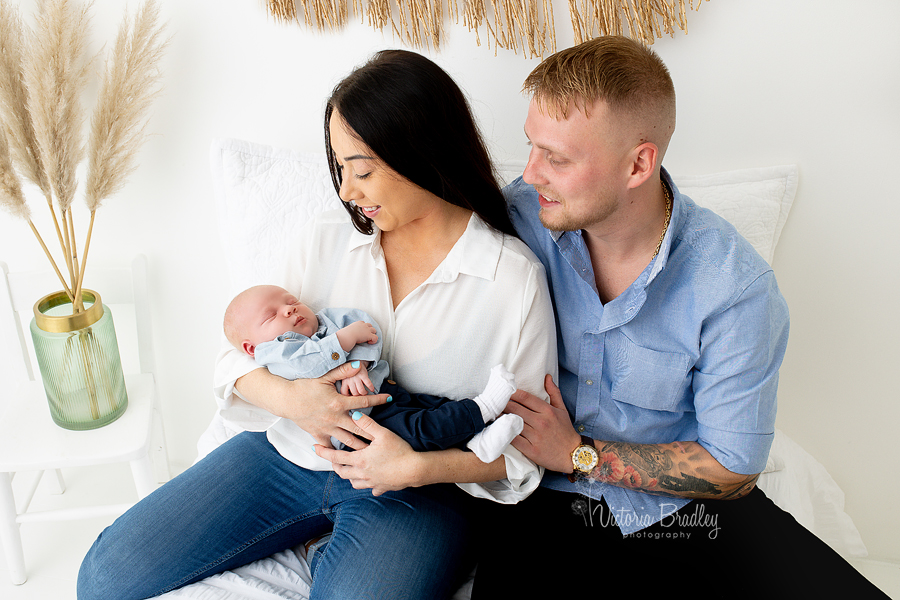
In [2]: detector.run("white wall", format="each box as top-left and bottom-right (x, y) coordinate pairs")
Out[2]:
(1, 0), (897, 561)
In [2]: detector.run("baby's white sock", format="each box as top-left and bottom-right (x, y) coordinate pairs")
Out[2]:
(473, 364), (516, 424)
(467, 414), (524, 463)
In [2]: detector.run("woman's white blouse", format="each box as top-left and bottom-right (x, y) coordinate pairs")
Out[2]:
(213, 209), (557, 503)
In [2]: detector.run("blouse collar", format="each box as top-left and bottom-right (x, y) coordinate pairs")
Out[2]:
(347, 213), (505, 284)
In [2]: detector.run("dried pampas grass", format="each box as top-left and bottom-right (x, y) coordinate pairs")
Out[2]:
(85, 0), (168, 212)
(1, 124), (74, 297)
(79, 0), (168, 303)
(0, 127), (29, 221)
(25, 0), (93, 215)
(24, 0), (95, 297)
(0, 1), (51, 200)
(0, 0), (168, 312)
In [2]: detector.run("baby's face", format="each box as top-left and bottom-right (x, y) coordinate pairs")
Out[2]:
(242, 286), (318, 350)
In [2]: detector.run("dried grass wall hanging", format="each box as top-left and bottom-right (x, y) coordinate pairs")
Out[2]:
(264, 0), (708, 57)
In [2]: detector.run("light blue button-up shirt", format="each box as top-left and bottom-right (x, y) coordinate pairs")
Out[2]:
(254, 307), (389, 394)
(506, 169), (789, 534)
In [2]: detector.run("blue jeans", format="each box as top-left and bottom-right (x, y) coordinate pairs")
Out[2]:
(78, 432), (480, 599)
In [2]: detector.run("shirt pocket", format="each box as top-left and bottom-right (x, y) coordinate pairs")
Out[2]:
(607, 332), (691, 412)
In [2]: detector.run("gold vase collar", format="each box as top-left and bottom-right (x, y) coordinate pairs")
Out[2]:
(33, 290), (103, 333)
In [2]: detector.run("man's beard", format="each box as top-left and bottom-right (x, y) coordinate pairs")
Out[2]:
(537, 192), (617, 233)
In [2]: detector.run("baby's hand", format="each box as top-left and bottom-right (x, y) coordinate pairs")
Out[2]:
(337, 321), (378, 352)
(340, 367), (374, 396)
(351, 321), (378, 345)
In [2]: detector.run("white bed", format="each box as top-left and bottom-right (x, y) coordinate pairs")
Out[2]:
(161, 138), (867, 599)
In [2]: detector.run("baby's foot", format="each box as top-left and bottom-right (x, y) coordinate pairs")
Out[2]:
(467, 414), (524, 463)
(473, 364), (517, 423)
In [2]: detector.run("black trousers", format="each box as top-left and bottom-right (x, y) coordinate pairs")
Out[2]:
(472, 485), (888, 599)
(369, 381), (484, 452)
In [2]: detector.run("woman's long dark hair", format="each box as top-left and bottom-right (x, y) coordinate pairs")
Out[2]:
(324, 50), (516, 238)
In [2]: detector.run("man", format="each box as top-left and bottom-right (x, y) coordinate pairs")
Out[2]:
(473, 36), (886, 597)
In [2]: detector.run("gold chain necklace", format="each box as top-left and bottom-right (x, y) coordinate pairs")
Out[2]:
(652, 179), (672, 259)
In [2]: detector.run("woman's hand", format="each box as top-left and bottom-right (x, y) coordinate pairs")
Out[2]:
(238, 361), (390, 449)
(313, 412), (425, 496)
(290, 363), (391, 449)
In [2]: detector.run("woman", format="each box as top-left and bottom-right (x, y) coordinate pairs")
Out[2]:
(78, 50), (556, 600)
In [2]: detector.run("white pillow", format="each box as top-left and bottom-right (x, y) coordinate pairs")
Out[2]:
(673, 165), (798, 264)
(210, 138), (342, 296)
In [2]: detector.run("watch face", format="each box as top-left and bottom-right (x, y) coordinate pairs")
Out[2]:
(574, 446), (598, 473)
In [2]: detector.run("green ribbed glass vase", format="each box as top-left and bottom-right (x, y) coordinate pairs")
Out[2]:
(30, 289), (128, 430)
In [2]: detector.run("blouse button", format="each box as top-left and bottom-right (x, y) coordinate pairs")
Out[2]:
(331, 352), (340, 361)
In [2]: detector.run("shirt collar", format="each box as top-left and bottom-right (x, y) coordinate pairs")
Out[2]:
(347, 221), (378, 253)
(648, 167), (682, 281)
(453, 214), (504, 281)
(346, 213), (502, 283)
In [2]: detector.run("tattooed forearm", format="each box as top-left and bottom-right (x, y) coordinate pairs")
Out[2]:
(587, 440), (758, 500)
(607, 442), (673, 480)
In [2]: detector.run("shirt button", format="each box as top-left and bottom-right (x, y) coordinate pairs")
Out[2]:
(331, 352), (340, 361)
(577, 424), (586, 433)
(585, 379), (593, 386)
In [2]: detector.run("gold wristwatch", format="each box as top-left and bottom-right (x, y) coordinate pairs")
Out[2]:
(570, 435), (599, 479)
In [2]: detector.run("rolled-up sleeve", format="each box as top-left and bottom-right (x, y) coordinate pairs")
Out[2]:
(693, 271), (790, 474)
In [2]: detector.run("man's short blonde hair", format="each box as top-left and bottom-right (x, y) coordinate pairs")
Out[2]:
(524, 35), (675, 128)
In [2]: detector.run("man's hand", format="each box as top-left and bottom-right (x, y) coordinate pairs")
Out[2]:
(504, 374), (581, 473)
(502, 375), (761, 499)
